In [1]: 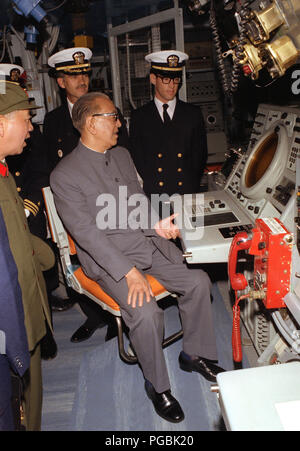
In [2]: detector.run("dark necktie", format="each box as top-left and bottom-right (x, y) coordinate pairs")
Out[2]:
(163, 103), (171, 124)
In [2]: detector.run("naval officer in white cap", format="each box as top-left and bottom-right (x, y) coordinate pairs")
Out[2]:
(43, 47), (129, 343)
(44, 47), (93, 172)
(0, 63), (26, 87)
(44, 47), (129, 171)
(129, 50), (208, 203)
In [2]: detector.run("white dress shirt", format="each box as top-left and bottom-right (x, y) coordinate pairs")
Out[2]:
(154, 97), (176, 121)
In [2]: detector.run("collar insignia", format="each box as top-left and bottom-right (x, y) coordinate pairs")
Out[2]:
(0, 162), (9, 177)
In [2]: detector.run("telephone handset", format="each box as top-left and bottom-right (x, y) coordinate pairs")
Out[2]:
(228, 231), (252, 292)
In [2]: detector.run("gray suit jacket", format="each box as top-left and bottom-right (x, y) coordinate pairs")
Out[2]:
(50, 141), (183, 283)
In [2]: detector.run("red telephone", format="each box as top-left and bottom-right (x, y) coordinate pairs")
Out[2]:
(228, 218), (292, 362)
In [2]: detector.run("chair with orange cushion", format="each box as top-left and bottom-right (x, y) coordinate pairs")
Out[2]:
(42, 187), (183, 363)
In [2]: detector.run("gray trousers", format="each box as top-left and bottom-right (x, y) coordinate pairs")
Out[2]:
(97, 244), (217, 393)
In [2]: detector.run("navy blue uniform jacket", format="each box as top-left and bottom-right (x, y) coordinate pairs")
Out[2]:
(129, 99), (208, 197)
(6, 125), (49, 240)
(0, 207), (30, 430)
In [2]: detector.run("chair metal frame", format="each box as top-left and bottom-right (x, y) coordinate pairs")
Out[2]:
(42, 186), (183, 364)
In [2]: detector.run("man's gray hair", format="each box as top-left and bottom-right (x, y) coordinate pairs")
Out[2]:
(72, 92), (110, 132)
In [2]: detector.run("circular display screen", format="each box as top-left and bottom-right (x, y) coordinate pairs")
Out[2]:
(244, 131), (278, 188)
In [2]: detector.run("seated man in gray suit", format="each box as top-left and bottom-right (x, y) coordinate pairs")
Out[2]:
(50, 92), (225, 423)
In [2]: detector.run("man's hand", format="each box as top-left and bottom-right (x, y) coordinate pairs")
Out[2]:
(125, 267), (154, 308)
(154, 213), (180, 240)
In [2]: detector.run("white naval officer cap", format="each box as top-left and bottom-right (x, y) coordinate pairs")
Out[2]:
(48, 47), (93, 77)
(0, 63), (25, 83)
(145, 50), (188, 77)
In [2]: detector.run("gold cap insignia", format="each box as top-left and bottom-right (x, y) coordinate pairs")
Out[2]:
(167, 55), (179, 68)
(72, 51), (85, 65)
(10, 68), (21, 82)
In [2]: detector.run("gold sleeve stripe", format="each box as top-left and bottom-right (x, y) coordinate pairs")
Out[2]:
(24, 199), (39, 216)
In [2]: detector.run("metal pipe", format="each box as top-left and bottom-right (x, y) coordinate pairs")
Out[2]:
(125, 32), (136, 110)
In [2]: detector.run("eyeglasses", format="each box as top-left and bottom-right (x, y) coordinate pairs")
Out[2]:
(92, 112), (119, 121)
(156, 75), (182, 85)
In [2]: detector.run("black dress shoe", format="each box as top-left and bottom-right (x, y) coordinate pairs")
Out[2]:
(50, 295), (75, 312)
(40, 332), (58, 360)
(179, 351), (225, 383)
(145, 381), (184, 423)
(70, 322), (105, 343)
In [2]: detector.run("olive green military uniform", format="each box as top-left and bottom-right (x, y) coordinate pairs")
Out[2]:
(0, 172), (54, 430)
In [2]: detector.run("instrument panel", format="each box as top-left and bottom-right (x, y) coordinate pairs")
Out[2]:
(174, 103), (299, 263)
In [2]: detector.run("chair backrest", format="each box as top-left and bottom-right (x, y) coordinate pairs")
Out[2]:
(42, 187), (80, 290)
(42, 186), (68, 250)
